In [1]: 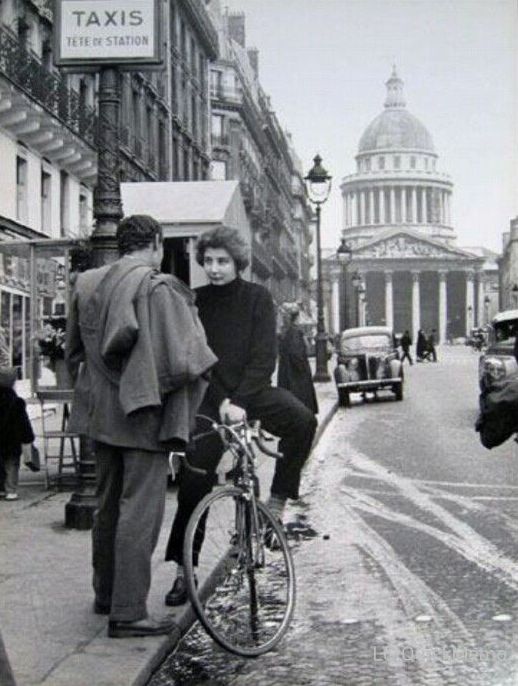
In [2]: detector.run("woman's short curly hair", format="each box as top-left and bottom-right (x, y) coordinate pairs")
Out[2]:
(195, 226), (250, 272)
(116, 214), (163, 255)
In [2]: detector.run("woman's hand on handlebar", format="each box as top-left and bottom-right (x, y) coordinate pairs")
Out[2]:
(219, 398), (247, 425)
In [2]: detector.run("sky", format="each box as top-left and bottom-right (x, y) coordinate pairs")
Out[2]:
(222, 0), (517, 254)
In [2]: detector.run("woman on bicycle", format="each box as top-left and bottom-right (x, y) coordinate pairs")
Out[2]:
(164, 226), (317, 606)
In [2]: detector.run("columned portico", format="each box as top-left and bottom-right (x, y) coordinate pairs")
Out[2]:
(384, 270), (394, 329)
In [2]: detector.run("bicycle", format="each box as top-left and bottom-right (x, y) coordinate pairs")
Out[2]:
(181, 415), (296, 657)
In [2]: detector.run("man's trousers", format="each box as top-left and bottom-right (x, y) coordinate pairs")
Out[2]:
(92, 442), (169, 622)
(165, 386), (317, 564)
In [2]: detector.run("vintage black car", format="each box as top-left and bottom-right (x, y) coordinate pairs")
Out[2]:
(334, 326), (404, 407)
(479, 310), (518, 392)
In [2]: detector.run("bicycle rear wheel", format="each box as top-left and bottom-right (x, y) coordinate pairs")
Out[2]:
(183, 486), (296, 657)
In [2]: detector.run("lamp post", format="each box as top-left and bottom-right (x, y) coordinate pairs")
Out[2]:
(337, 237), (353, 330)
(305, 155), (332, 382)
(351, 271), (362, 327)
(512, 284), (518, 308)
(358, 283), (366, 327)
(484, 295), (490, 324)
(467, 305), (473, 335)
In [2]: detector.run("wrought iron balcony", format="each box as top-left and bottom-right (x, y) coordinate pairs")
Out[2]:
(0, 25), (97, 147)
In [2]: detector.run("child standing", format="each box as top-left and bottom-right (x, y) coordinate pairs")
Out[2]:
(0, 367), (35, 501)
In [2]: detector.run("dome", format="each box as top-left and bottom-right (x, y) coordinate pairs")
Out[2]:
(358, 68), (435, 154)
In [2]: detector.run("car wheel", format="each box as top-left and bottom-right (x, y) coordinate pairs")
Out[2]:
(394, 381), (403, 401)
(338, 388), (350, 407)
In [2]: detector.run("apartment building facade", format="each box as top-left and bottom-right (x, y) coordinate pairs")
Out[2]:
(207, 8), (313, 309)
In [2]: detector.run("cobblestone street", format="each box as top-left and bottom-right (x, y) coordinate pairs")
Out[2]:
(149, 347), (518, 685)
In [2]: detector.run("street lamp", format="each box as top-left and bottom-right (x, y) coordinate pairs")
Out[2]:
(484, 295), (490, 324)
(351, 271), (362, 327)
(467, 305), (473, 334)
(305, 154), (332, 382)
(512, 284), (518, 307)
(337, 237), (353, 330)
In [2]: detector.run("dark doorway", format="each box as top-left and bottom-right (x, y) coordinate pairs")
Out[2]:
(161, 238), (190, 286)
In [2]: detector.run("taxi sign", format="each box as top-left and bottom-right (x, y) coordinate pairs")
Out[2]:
(54, 0), (163, 68)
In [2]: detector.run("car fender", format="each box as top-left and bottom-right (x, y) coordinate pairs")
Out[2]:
(389, 358), (402, 378)
(334, 363), (350, 384)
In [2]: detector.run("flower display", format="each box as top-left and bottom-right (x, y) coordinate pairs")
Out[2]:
(36, 316), (67, 363)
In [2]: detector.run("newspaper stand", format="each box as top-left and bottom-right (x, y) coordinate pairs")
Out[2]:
(0, 238), (81, 488)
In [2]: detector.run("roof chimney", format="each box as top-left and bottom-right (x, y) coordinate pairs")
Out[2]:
(227, 12), (245, 47)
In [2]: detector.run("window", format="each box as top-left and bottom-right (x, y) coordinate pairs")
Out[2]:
(378, 156), (385, 170)
(410, 156), (416, 169)
(60, 170), (69, 236)
(210, 70), (223, 97)
(424, 157), (429, 170)
(41, 170), (52, 234)
(364, 157), (371, 172)
(183, 147), (190, 181)
(132, 89), (141, 138)
(393, 156), (400, 169)
(211, 114), (223, 139)
(210, 160), (227, 180)
(16, 156), (28, 223)
(79, 191), (88, 233)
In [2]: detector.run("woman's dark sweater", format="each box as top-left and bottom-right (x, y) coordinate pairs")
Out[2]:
(194, 277), (277, 409)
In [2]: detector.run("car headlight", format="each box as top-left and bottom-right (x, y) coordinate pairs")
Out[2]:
(481, 356), (506, 382)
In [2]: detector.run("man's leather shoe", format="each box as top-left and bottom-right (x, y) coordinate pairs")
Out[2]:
(164, 575), (197, 607)
(108, 616), (176, 638)
(94, 600), (111, 615)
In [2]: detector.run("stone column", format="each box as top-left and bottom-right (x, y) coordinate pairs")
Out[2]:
(360, 190), (366, 226)
(412, 271), (420, 336)
(369, 189), (375, 225)
(476, 273), (486, 327)
(411, 186), (417, 224)
(349, 193), (354, 226)
(402, 186), (407, 222)
(439, 270), (447, 343)
(422, 187), (428, 224)
(390, 187), (396, 224)
(331, 274), (340, 335)
(465, 271), (475, 335)
(446, 192), (451, 225)
(344, 195), (349, 227)
(379, 187), (385, 224)
(384, 271), (394, 329)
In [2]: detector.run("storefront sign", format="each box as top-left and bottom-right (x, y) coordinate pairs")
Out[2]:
(54, 0), (163, 68)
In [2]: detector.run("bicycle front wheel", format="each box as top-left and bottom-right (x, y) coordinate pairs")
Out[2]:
(183, 487), (296, 657)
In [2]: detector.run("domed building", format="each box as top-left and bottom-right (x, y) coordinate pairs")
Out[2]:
(325, 68), (489, 342)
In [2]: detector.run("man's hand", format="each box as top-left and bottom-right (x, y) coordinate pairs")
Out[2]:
(219, 398), (247, 424)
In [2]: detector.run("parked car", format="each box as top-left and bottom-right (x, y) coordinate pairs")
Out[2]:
(334, 326), (404, 407)
(479, 309), (518, 392)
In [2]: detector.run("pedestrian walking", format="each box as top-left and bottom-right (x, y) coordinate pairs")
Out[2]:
(400, 330), (413, 365)
(416, 329), (429, 362)
(277, 302), (318, 414)
(0, 366), (35, 501)
(65, 214), (217, 638)
(427, 329), (438, 362)
(164, 226), (317, 607)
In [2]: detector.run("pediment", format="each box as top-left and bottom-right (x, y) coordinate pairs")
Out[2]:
(354, 231), (476, 261)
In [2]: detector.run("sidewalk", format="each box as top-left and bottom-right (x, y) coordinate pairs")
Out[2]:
(0, 377), (337, 686)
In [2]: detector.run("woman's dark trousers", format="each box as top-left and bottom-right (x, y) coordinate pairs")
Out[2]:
(165, 386), (317, 564)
